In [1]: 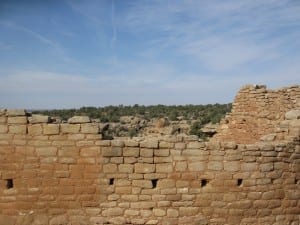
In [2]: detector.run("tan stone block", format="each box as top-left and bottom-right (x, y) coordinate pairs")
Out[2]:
(153, 208), (166, 217)
(167, 208), (179, 218)
(102, 207), (123, 216)
(140, 148), (153, 157)
(125, 209), (139, 216)
(157, 179), (175, 188)
(102, 146), (122, 157)
(124, 157), (138, 164)
(36, 147), (57, 156)
(156, 163), (173, 173)
(241, 162), (258, 171)
(132, 180), (153, 188)
(0, 124), (8, 133)
(159, 141), (174, 148)
(114, 179), (131, 186)
(68, 116), (90, 123)
(28, 124), (42, 135)
(9, 124), (27, 134)
(124, 139), (139, 147)
(131, 201), (156, 209)
(6, 109), (26, 116)
(43, 124), (59, 135)
(187, 141), (205, 149)
(224, 161), (240, 172)
(154, 149), (170, 156)
(115, 186), (132, 194)
(80, 146), (100, 156)
(175, 161), (187, 172)
(7, 116), (27, 124)
(188, 161), (205, 171)
(175, 142), (185, 149)
(179, 207), (198, 216)
(140, 140), (158, 148)
(111, 140), (125, 147)
(207, 161), (223, 170)
(154, 156), (172, 163)
(182, 149), (203, 156)
(123, 147), (139, 157)
(67, 134), (85, 140)
(61, 124), (80, 133)
(103, 164), (118, 173)
(135, 163), (155, 173)
(80, 123), (99, 134)
(29, 114), (50, 123)
(118, 164), (134, 173)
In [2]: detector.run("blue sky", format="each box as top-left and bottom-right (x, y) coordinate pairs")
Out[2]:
(0, 0), (299, 109)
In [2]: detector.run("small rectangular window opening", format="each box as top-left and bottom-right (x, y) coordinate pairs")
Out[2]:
(151, 179), (158, 188)
(237, 179), (243, 186)
(6, 179), (13, 189)
(109, 178), (114, 185)
(201, 179), (208, 187)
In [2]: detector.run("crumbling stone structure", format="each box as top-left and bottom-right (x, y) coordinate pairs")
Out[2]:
(0, 84), (299, 225)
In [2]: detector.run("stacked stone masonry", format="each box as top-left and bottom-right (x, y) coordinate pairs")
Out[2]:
(215, 84), (300, 144)
(0, 84), (299, 225)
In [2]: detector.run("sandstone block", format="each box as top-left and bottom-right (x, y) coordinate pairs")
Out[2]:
(131, 201), (156, 209)
(36, 147), (57, 156)
(207, 161), (223, 171)
(285, 109), (300, 120)
(157, 179), (175, 188)
(102, 207), (123, 216)
(124, 139), (139, 147)
(80, 146), (100, 156)
(103, 164), (118, 173)
(135, 163), (155, 173)
(118, 164), (134, 173)
(125, 209), (139, 216)
(132, 180), (153, 188)
(187, 141), (205, 149)
(179, 207), (198, 216)
(28, 124), (43, 135)
(175, 161), (187, 171)
(29, 114), (50, 123)
(123, 147), (139, 157)
(68, 116), (90, 123)
(0, 124), (8, 133)
(167, 208), (179, 218)
(153, 208), (166, 217)
(102, 147), (122, 157)
(111, 140), (125, 147)
(156, 163), (173, 173)
(241, 163), (258, 171)
(7, 116), (27, 124)
(6, 109), (26, 116)
(81, 123), (99, 133)
(49, 215), (68, 225)
(188, 161), (205, 171)
(61, 124), (80, 133)
(43, 124), (59, 135)
(115, 186), (132, 194)
(9, 125), (27, 134)
(224, 161), (240, 172)
(140, 140), (158, 148)
(140, 148), (153, 157)
(154, 149), (170, 156)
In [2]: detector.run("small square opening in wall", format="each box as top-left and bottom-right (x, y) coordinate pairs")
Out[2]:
(6, 179), (13, 189)
(200, 179), (208, 187)
(151, 179), (158, 188)
(109, 178), (114, 185)
(237, 179), (243, 186)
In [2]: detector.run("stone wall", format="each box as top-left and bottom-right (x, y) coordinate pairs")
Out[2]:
(214, 84), (300, 144)
(0, 84), (299, 225)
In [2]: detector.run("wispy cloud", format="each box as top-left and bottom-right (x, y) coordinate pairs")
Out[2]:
(118, 0), (300, 71)
(0, 20), (73, 63)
